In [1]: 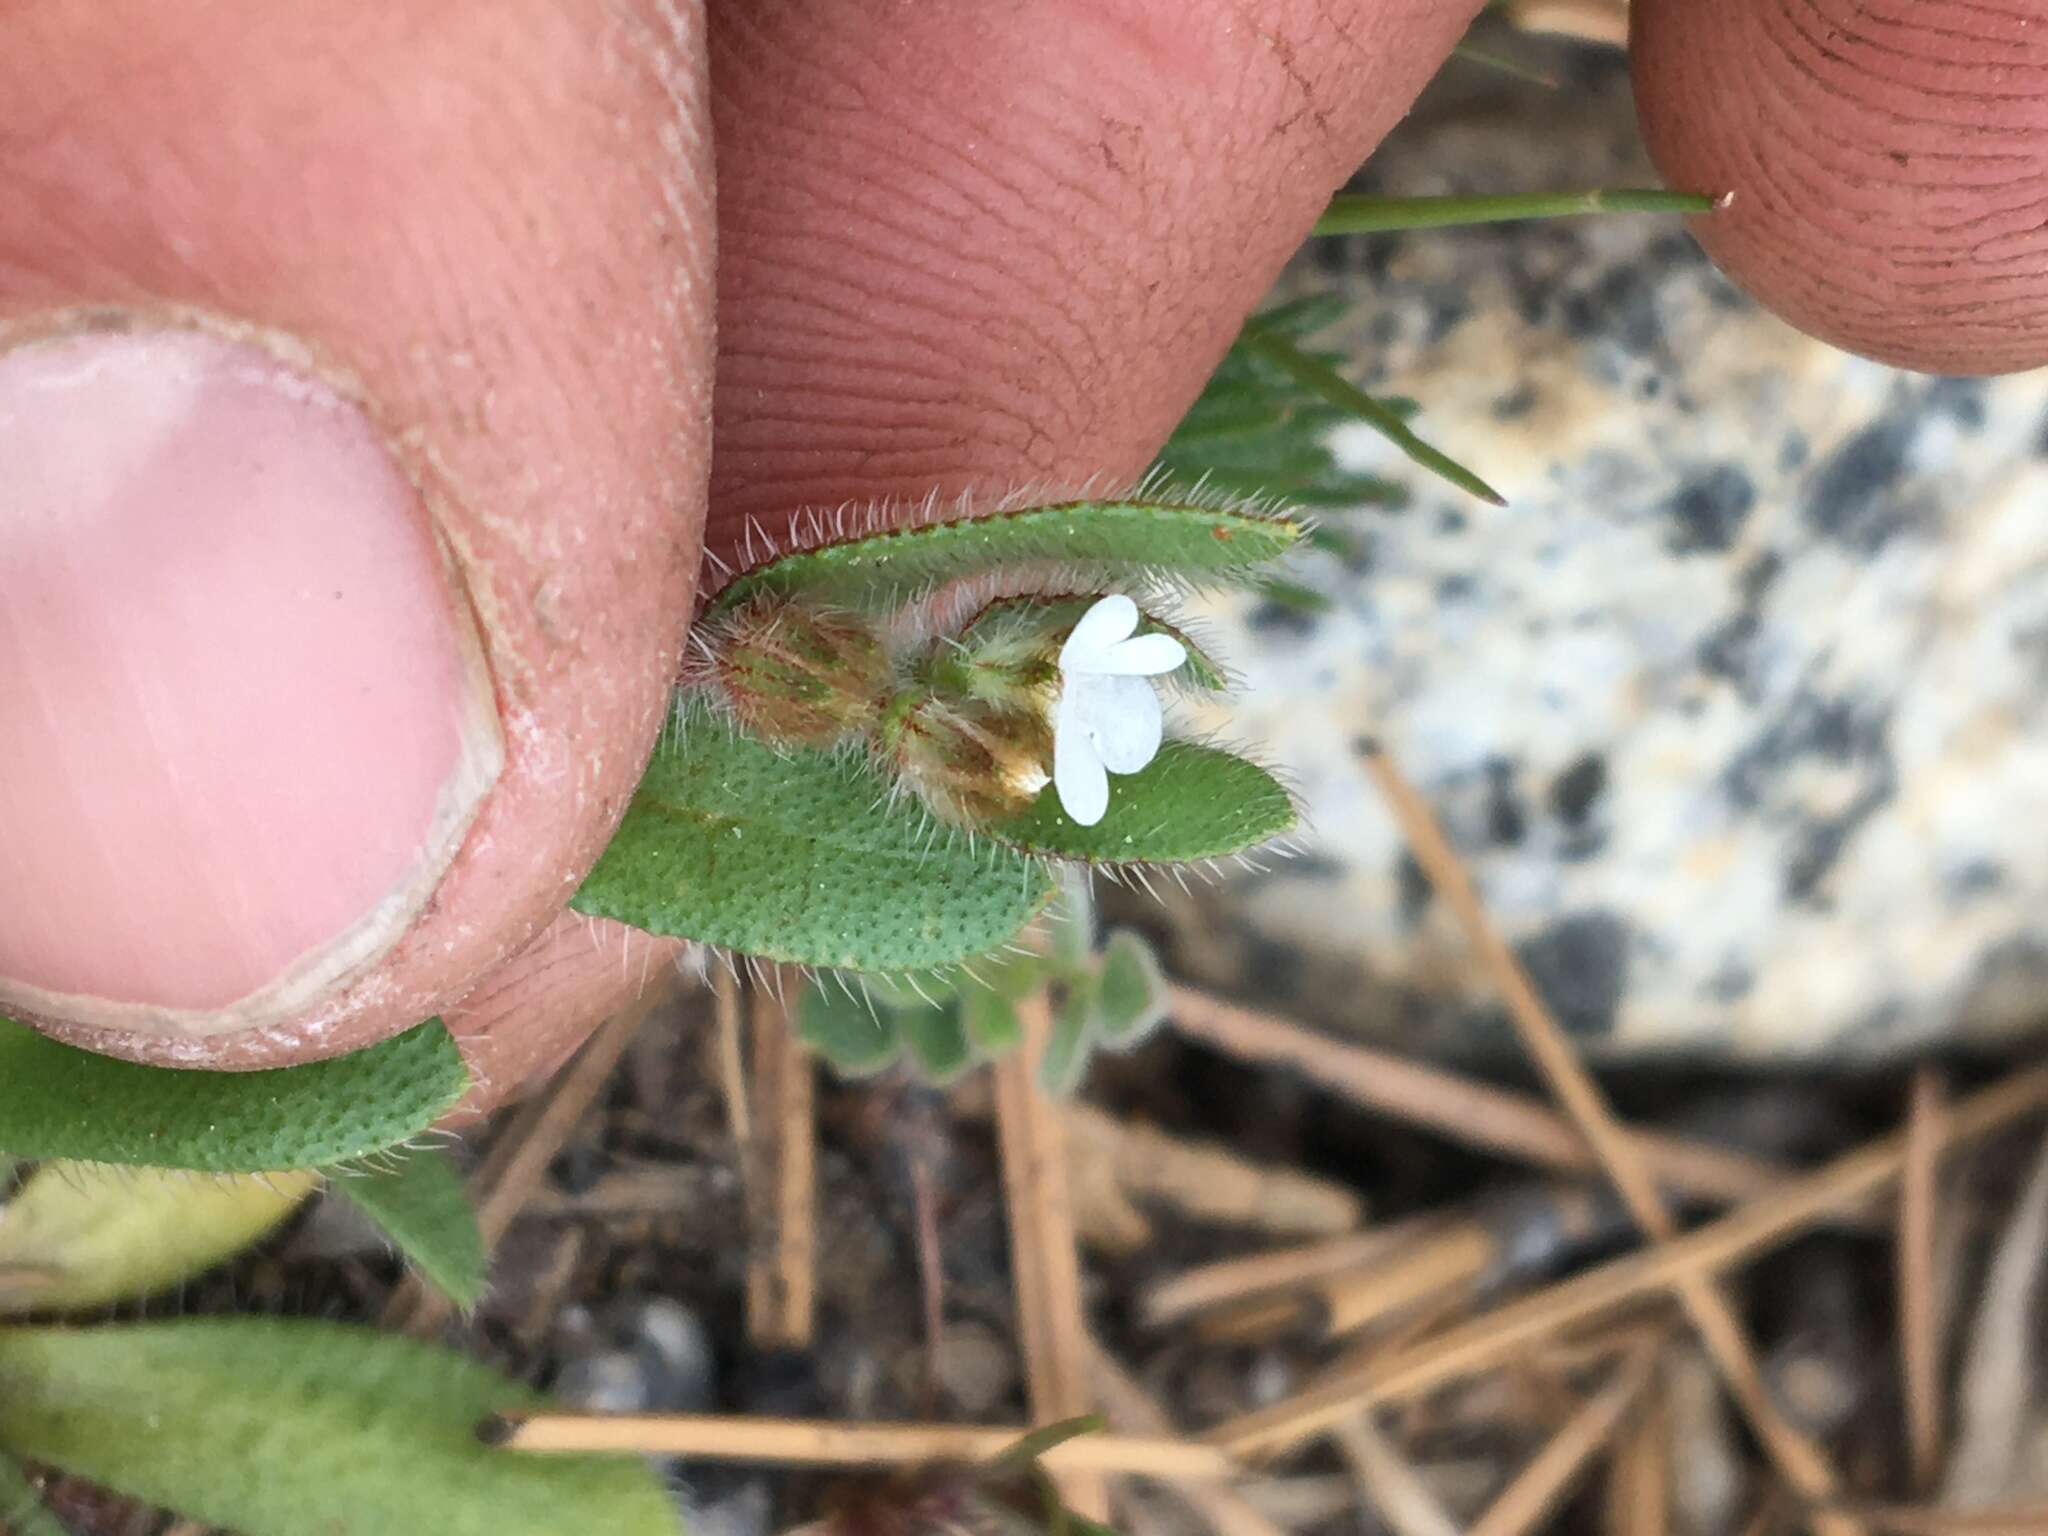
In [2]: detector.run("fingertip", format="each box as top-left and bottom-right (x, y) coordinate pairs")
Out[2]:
(1, 1), (717, 1066)
(707, 0), (1487, 549)
(1632, 0), (2048, 374)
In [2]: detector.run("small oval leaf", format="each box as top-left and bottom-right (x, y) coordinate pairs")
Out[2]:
(0, 1162), (318, 1315)
(990, 743), (1295, 866)
(1041, 971), (1099, 1096)
(1093, 931), (1169, 1043)
(708, 499), (1302, 616)
(0, 1019), (469, 1174)
(960, 981), (1024, 1054)
(330, 1147), (485, 1312)
(573, 701), (1054, 972)
(897, 1001), (974, 1081)
(0, 1320), (680, 1536)
(795, 984), (902, 1076)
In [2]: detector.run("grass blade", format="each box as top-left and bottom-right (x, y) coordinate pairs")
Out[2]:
(1314, 187), (1718, 237)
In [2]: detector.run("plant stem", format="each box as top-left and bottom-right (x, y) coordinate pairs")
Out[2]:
(1314, 187), (1717, 237)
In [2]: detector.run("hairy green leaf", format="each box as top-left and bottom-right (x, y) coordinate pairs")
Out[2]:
(960, 981), (1023, 1055)
(1094, 931), (1169, 1043)
(331, 1147), (485, 1311)
(990, 744), (1295, 866)
(0, 1162), (318, 1315)
(1041, 970), (1098, 1096)
(897, 1001), (974, 1081)
(707, 499), (1302, 616)
(574, 702), (1054, 972)
(795, 984), (901, 1076)
(0, 1019), (468, 1173)
(0, 1320), (679, 1536)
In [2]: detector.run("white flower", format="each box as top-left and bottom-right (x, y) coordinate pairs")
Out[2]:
(1053, 594), (1187, 826)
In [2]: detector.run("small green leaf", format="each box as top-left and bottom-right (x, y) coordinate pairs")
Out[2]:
(707, 499), (1303, 616)
(330, 1147), (485, 1311)
(574, 701), (1055, 972)
(0, 1449), (66, 1536)
(0, 1018), (469, 1174)
(897, 1002), (974, 1081)
(960, 981), (1023, 1054)
(0, 1320), (680, 1536)
(1041, 971), (1099, 1096)
(990, 743), (1295, 866)
(1093, 931), (1169, 1043)
(0, 1162), (319, 1315)
(795, 984), (902, 1076)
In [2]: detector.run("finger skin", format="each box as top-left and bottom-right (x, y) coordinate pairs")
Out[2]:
(706, 0), (1489, 542)
(1632, 0), (2048, 375)
(441, 917), (686, 1123)
(0, 2), (715, 1069)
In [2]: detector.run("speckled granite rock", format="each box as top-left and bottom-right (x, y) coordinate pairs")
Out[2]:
(1165, 43), (2048, 1060)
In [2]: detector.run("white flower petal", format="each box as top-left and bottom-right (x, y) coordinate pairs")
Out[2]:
(1095, 631), (1187, 677)
(1059, 593), (1139, 669)
(1081, 673), (1164, 775)
(1054, 685), (1110, 826)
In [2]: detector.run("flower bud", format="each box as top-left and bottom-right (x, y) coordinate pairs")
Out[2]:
(712, 596), (891, 747)
(947, 598), (1067, 710)
(887, 696), (1054, 829)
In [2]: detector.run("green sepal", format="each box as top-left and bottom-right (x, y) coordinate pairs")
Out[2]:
(959, 595), (1230, 692)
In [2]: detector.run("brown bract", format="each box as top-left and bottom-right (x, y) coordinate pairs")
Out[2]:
(1632, 0), (2048, 376)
